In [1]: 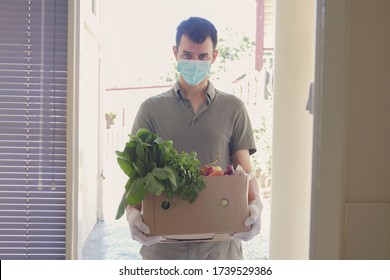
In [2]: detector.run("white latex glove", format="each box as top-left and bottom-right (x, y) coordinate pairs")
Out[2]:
(126, 207), (165, 245)
(232, 200), (262, 241)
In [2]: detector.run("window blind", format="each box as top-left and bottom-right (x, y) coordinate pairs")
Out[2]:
(0, 0), (67, 260)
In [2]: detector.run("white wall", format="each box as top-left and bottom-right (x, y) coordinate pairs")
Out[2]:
(77, 1), (102, 254)
(344, 0), (390, 259)
(269, 0), (316, 259)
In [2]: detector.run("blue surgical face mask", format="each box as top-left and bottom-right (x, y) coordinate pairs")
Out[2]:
(177, 59), (211, 86)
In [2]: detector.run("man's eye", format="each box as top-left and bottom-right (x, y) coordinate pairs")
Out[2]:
(183, 53), (192, 59)
(199, 54), (209, 60)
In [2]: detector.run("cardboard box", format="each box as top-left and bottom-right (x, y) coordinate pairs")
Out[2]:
(142, 174), (250, 242)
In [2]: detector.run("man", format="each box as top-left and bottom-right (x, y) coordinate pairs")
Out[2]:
(126, 16), (262, 260)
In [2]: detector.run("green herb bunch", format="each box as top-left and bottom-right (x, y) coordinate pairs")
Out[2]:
(166, 150), (206, 203)
(115, 128), (205, 219)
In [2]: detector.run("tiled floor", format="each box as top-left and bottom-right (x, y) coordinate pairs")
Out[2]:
(82, 218), (142, 260)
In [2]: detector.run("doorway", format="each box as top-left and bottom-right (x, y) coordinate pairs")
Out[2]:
(81, 0), (276, 260)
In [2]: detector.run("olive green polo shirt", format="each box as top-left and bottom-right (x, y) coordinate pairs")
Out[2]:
(131, 81), (256, 168)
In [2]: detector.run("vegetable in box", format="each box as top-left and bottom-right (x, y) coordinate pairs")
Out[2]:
(115, 128), (206, 219)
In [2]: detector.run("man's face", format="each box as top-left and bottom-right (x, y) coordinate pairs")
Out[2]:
(173, 34), (218, 63)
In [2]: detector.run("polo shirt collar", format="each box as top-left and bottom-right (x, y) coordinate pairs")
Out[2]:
(174, 80), (217, 104)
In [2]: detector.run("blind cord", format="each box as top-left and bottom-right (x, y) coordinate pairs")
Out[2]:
(37, 0), (45, 191)
(51, 0), (57, 191)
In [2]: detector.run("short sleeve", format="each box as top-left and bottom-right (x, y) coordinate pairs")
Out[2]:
(230, 100), (257, 155)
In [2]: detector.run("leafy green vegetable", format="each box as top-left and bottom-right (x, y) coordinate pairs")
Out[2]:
(166, 150), (205, 203)
(115, 128), (205, 219)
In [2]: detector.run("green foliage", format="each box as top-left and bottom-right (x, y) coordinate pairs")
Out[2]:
(214, 28), (255, 75)
(166, 150), (205, 203)
(115, 129), (205, 219)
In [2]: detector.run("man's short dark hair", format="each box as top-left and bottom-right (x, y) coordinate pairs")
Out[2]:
(175, 17), (218, 50)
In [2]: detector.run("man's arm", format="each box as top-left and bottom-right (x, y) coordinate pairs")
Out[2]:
(232, 149), (263, 241)
(232, 149), (261, 203)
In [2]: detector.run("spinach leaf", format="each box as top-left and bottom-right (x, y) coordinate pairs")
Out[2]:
(144, 173), (165, 196)
(127, 177), (148, 205)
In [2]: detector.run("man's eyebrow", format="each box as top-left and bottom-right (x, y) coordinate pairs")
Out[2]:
(182, 50), (208, 55)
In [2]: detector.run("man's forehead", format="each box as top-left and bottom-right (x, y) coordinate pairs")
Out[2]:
(178, 35), (214, 51)
(179, 34), (213, 46)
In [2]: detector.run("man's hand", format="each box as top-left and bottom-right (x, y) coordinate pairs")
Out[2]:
(126, 207), (165, 245)
(233, 199), (262, 241)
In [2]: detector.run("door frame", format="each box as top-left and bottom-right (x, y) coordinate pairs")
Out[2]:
(66, 0), (349, 260)
(66, 0), (79, 260)
(309, 0), (350, 259)
(66, 0), (103, 260)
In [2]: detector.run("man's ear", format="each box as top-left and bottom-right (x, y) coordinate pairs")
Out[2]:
(172, 45), (179, 60)
(211, 49), (218, 63)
